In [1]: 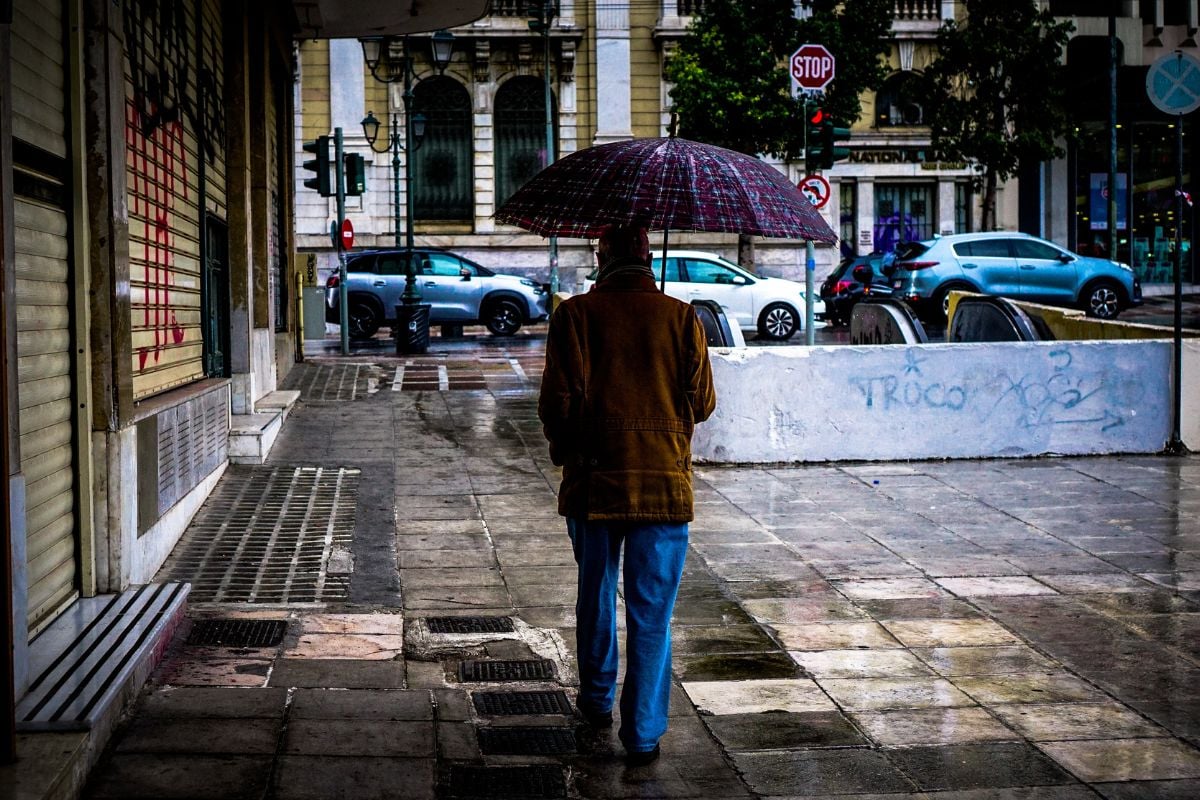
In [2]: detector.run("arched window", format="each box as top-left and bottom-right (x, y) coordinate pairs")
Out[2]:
(413, 76), (473, 220)
(875, 72), (927, 128)
(495, 76), (556, 208)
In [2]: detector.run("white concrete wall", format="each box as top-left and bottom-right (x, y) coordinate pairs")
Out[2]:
(1184, 340), (1199, 451)
(695, 340), (1175, 463)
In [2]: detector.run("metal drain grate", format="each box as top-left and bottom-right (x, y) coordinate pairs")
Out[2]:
(427, 616), (514, 634)
(472, 691), (572, 716)
(459, 659), (556, 682)
(478, 727), (577, 756)
(159, 466), (359, 604)
(186, 619), (287, 648)
(446, 765), (566, 798)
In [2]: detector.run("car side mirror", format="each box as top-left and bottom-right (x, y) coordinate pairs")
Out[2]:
(731, 275), (748, 285)
(851, 264), (874, 284)
(1058, 253), (1074, 263)
(460, 267), (472, 281)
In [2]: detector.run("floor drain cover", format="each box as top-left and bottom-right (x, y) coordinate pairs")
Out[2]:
(478, 727), (577, 756)
(186, 619), (287, 648)
(446, 765), (566, 798)
(460, 659), (556, 682)
(472, 690), (572, 716)
(427, 616), (514, 634)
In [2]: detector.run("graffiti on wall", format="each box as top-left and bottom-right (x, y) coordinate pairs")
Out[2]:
(127, 100), (187, 371)
(848, 347), (1138, 433)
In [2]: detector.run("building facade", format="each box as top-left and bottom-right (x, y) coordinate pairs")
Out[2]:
(294, 1), (1007, 293)
(1032, 0), (1199, 286)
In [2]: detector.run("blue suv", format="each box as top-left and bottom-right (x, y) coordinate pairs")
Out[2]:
(889, 232), (1142, 322)
(326, 248), (549, 339)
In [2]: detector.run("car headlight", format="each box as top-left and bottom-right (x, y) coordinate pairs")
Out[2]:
(521, 278), (540, 290)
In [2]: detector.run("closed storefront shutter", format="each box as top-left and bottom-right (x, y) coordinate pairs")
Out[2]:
(12, 0), (79, 630)
(124, 0), (208, 399)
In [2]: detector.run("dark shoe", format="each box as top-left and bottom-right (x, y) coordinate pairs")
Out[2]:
(625, 744), (660, 766)
(580, 706), (613, 728)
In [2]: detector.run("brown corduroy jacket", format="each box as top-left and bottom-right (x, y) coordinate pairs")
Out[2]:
(538, 267), (717, 522)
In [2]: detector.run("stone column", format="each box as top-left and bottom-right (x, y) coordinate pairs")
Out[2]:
(593, 2), (632, 144)
(856, 180), (875, 255)
(938, 178), (956, 237)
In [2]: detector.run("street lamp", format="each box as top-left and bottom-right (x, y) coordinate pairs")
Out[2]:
(529, 3), (559, 294)
(359, 32), (454, 305)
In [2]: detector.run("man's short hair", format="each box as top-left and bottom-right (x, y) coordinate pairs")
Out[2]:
(598, 224), (650, 265)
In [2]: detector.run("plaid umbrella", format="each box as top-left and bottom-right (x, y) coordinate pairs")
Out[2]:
(494, 136), (837, 244)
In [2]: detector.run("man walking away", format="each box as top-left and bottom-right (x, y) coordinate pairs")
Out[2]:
(538, 225), (717, 766)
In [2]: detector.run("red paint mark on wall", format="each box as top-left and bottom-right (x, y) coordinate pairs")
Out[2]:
(127, 99), (188, 372)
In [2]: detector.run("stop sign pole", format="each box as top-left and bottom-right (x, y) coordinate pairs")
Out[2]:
(791, 44), (835, 345)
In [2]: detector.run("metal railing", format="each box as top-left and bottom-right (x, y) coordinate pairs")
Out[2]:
(894, 0), (941, 21)
(678, 0), (705, 15)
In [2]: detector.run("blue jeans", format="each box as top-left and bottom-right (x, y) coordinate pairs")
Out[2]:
(567, 517), (688, 753)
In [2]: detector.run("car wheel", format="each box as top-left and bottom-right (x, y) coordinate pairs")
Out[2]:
(1081, 280), (1122, 319)
(348, 298), (381, 340)
(485, 299), (524, 336)
(934, 282), (973, 323)
(757, 302), (799, 340)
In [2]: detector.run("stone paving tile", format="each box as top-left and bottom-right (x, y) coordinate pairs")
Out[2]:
(298, 614), (405, 635)
(886, 742), (1078, 792)
(741, 596), (870, 623)
(1139, 571), (1200, 591)
(399, 567), (506, 588)
(913, 645), (1060, 676)
(731, 749), (916, 796)
(272, 755), (435, 800)
(700, 710), (867, 751)
(937, 577), (1059, 597)
(289, 689), (433, 720)
(398, 549), (497, 568)
(833, 577), (950, 600)
(950, 673), (1108, 705)
(283, 719), (434, 757)
(1033, 573), (1158, 594)
(682, 678), (835, 715)
(991, 702), (1168, 741)
(881, 619), (1020, 648)
(86, 754), (272, 799)
(672, 624), (779, 654)
(1094, 778), (1200, 799)
(926, 788), (1102, 800)
(850, 707), (1017, 746)
(817, 677), (976, 711)
(404, 586), (513, 609)
(268, 659), (406, 689)
(858, 597), (986, 620)
(136, 687), (289, 718)
(114, 718), (282, 754)
(791, 649), (935, 678)
(1037, 738), (1200, 782)
(675, 651), (802, 681)
(772, 621), (903, 650)
(157, 656), (272, 687)
(285, 633), (405, 660)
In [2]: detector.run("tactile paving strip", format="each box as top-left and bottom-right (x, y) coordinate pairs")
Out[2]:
(283, 362), (382, 401)
(159, 466), (359, 603)
(427, 616), (514, 634)
(471, 690), (572, 716)
(445, 765), (567, 799)
(459, 659), (556, 682)
(477, 727), (577, 756)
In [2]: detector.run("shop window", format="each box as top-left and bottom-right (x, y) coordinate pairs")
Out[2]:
(414, 76), (473, 220)
(955, 182), (973, 233)
(875, 72), (927, 128)
(840, 182), (856, 257)
(495, 76), (557, 208)
(874, 184), (934, 252)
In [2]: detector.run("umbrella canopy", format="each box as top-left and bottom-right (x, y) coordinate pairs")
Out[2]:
(494, 136), (837, 244)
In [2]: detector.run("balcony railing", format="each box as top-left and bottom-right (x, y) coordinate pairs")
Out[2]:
(894, 0), (941, 21)
(678, 1), (705, 15)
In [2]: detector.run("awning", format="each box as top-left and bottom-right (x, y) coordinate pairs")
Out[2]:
(290, 0), (489, 38)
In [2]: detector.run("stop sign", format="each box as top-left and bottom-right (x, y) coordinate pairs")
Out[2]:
(791, 43), (835, 96)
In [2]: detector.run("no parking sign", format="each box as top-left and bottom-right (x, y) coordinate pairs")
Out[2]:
(799, 174), (831, 209)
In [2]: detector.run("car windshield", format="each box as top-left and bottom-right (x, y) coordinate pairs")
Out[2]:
(894, 241), (930, 261)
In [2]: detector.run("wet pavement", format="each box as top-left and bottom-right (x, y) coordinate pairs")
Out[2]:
(84, 333), (1200, 799)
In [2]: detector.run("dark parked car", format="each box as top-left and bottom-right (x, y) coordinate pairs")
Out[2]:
(818, 252), (894, 327)
(326, 248), (549, 340)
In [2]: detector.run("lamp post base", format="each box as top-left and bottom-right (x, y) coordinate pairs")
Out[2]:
(394, 303), (431, 354)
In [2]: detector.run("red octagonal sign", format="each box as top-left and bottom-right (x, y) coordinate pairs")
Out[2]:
(791, 43), (835, 94)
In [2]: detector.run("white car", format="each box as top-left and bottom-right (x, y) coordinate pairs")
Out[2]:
(584, 250), (824, 340)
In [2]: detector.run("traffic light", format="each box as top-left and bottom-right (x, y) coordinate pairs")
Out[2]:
(804, 104), (852, 171)
(343, 153), (366, 196)
(527, 1), (558, 32)
(302, 136), (332, 196)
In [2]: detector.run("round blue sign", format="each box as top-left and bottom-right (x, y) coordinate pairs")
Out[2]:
(1147, 51), (1200, 116)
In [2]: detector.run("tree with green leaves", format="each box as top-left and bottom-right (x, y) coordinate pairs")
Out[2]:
(922, 1), (1074, 231)
(666, 0), (893, 264)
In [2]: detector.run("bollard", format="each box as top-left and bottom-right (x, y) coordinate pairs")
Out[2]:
(394, 304), (431, 354)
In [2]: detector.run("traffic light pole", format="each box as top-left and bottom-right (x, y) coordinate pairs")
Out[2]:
(805, 239), (815, 346)
(335, 128), (349, 356)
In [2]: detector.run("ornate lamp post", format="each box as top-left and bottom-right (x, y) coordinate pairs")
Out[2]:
(359, 32), (454, 304)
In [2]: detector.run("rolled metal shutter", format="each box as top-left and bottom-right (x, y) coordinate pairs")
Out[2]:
(12, 0), (79, 630)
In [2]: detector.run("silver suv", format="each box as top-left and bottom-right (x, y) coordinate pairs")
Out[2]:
(326, 249), (549, 339)
(890, 232), (1142, 322)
